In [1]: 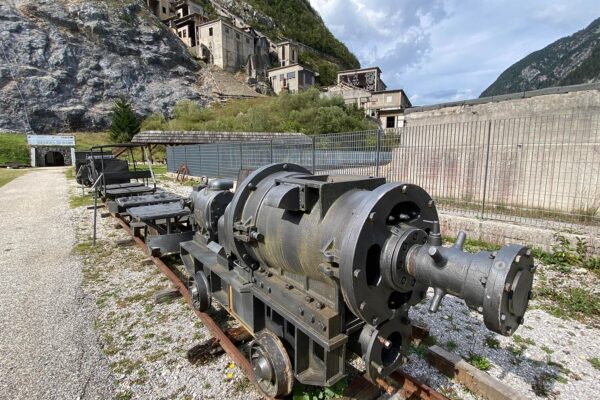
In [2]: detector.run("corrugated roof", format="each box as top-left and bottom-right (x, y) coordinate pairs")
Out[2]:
(131, 131), (305, 145)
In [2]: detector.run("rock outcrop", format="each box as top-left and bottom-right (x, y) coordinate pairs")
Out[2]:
(0, 0), (209, 133)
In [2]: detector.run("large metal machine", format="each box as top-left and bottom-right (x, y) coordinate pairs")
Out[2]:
(180, 163), (536, 398)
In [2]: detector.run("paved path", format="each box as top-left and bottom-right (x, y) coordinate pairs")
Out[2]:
(0, 168), (113, 399)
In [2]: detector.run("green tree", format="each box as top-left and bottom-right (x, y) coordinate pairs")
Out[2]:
(109, 97), (140, 143)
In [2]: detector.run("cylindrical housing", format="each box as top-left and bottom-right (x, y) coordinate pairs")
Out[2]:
(205, 163), (535, 335)
(191, 179), (233, 241)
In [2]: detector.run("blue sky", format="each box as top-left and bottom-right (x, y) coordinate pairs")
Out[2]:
(308, 0), (600, 105)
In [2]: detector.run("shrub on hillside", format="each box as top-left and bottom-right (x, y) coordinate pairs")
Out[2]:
(142, 88), (376, 135)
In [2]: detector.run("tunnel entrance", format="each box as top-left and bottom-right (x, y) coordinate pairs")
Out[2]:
(44, 151), (65, 167)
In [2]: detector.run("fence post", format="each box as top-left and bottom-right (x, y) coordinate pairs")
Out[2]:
(217, 143), (221, 178)
(480, 121), (492, 221)
(270, 139), (274, 163)
(375, 129), (382, 177)
(240, 142), (243, 171)
(312, 136), (316, 174)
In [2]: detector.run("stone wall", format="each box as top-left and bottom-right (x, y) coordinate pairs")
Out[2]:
(404, 85), (600, 125)
(387, 87), (600, 220)
(33, 146), (73, 166)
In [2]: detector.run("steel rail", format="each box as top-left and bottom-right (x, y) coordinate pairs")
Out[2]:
(113, 216), (265, 397)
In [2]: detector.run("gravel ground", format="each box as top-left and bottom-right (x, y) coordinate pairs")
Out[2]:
(71, 176), (261, 400)
(69, 174), (600, 400)
(0, 167), (114, 400)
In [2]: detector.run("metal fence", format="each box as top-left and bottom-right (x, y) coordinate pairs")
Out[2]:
(167, 111), (600, 230)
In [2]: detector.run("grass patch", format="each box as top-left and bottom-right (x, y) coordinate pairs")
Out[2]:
(467, 353), (492, 371)
(411, 335), (437, 357)
(589, 357), (600, 370)
(115, 391), (133, 400)
(146, 350), (168, 362)
(73, 132), (111, 150)
(484, 335), (501, 349)
(512, 334), (535, 346)
(0, 133), (29, 165)
(507, 344), (525, 357)
(532, 372), (555, 397)
(293, 378), (347, 400)
(442, 236), (502, 253)
(65, 167), (76, 180)
(535, 286), (600, 319)
(444, 340), (458, 352)
(233, 377), (252, 393)
(69, 193), (94, 208)
(0, 168), (28, 188)
(111, 358), (143, 375)
(533, 233), (600, 277)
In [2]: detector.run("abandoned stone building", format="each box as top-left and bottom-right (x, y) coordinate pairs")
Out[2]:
(267, 64), (318, 95)
(276, 40), (300, 67)
(144, 1), (319, 94)
(197, 18), (255, 72)
(146, 0), (173, 21)
(337, 67), (387, 92)
(166, 1), (207, 48)
(321, 68), (412, 128)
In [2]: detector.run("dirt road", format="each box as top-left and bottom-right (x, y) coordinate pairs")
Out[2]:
(0, 168), (113, 399)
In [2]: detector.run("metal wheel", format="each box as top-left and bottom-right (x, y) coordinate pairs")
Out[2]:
(190, 271), (211, 311)
(249, 330), (294, 398)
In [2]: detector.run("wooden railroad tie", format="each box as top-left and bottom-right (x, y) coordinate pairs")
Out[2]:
(154, 288), (183, 304)
(115, 238), (135, 247)
(187, 326), (253, 365)
(427, 345), (530, 400)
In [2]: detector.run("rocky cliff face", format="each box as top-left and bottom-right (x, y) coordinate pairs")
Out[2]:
(481, 18), (600, 97)
(0, 0), (209, 133)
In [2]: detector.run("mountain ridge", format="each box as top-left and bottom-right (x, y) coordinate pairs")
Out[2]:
(481, 17), (600, 97)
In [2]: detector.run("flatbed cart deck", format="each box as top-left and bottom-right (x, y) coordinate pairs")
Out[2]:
(128, 202), (194, 256)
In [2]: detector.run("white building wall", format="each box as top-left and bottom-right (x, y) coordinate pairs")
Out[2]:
(198, 20), (254, 71)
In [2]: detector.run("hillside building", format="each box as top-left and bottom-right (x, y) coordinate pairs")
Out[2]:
(337, 67), (387, 92)
(197, 18), (255, 72)
(366, 90), (412, 128)
(321, 68), (411, 128)
(246, 35), (272, 82)
(145, 2), (316, 92)
(276, 40), (300, 67)
(146, 0), (174, 21)
(267, 64), (317, 94)
(165, 1), (207, 48)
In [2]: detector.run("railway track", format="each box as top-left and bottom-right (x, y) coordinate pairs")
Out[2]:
(113, 215), (449, 400)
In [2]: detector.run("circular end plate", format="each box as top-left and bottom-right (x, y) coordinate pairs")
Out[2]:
(483, 245), (534, 335)
(340, 183), (438, 323)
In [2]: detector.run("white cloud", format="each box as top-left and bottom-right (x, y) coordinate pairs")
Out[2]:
(309, 0), (600, 105)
